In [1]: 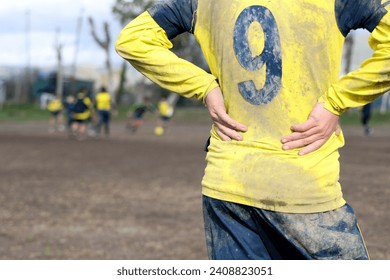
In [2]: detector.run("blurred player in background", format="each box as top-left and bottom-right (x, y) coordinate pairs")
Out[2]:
(155, 96), (174, 136)
(116, 0), (390, 259)
(361, 103), (373, 136)
(64, 95), (76, 133)
(95, 86), (113, 138)
(71, 89), (94, 140)
(127, 96), (155, 133)
(47, 96), (65, 133)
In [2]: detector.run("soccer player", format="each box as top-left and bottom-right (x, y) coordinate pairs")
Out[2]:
(64, 95), (76, 131)
(71, 90), (94, 140)
(47, 96), (65, 133)
(115, 0), (390, 259)
(361, 103), (373, 135)
(127, 97), (155, 133)
(95, 86), (113, 138)
(155, 96), (173, 136)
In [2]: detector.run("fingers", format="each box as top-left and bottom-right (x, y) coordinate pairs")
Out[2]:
(215, 125), (243, 141)
(216, 110), (248, 132)
(281, 125), (332, 154)
(281, 103), (340, 156)
(213, 112), (247, 141)
(206, 86), (247, 142)
(296, 139), (326, 156)
(289, 116), (317, 133)
(281, 128), (320, 151)
(215, 127), (237, 141)
(281, 119), (317, 145)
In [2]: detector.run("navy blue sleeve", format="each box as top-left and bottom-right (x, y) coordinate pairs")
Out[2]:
(147, 0), (197, 39)
(335, 0), (388, 36)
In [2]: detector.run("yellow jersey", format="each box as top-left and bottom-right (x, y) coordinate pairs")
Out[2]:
(72, 96), (93, 121)
(158, 100), (172, 117)
(95, 91), (111, 111)
(47, 98), (63, 112)
(116, 0), (390, 213)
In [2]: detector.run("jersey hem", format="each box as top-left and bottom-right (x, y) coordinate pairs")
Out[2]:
(202, 188), (346, 214)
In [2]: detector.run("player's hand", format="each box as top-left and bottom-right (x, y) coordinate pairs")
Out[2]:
(205, 87), (248, 141)
(281, 103), (340, 155)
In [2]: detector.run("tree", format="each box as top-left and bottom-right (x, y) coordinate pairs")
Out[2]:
(88, 17), (113, 98)
(112, 0), (155, 104)
(343, 33), (354, 74)
(111, 0), (208, 105)
(112, 0), (155, 25)
(55, 28), (64, 99)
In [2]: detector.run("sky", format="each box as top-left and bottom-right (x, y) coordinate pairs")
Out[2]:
(0, 0), (374, 72)
(0, 0), (123, 70)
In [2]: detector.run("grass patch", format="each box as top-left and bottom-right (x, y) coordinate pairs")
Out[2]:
(172, 106), (211, 123)
(1, 103), (390, 126)
(0, 104), (50, 122)
(340, 109), (390, 126)
(0, 103), (211, 123)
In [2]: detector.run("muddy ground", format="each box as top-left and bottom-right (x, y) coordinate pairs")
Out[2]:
(0, 120), (389, 260)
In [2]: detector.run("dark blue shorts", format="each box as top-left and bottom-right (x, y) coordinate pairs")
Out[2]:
(160, 116), (171, 122)
(98, 110), (110, 124)
(50, 111), (61, 117)
(203, 196), (369, 260)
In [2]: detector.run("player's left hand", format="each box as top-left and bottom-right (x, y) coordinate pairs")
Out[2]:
(205, 87), (248, 141)
(281, 103), (340, 156)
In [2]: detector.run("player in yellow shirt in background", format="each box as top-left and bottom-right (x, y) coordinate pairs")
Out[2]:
(95, 86), (113, 138)
(116, 0), (390, 259)
(155, 96), (173, 136)
(47, 96), (65, 133)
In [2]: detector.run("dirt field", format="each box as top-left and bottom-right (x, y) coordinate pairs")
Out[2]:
(0, 119), (389, 260)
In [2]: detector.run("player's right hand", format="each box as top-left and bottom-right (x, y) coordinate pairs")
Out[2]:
(205, 87), (248, 141)
(281, 102), (340, 155)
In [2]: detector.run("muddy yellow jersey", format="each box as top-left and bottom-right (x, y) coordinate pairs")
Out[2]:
(116, 0), (390, 213)
(95, 91), (111, 111)
(47, 98), (63, 112)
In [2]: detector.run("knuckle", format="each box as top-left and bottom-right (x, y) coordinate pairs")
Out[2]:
(300, 132), (308, 138)
(229, 122), (237, 129)
(301, 138), (309, 146)
(319, 130), (328, 138)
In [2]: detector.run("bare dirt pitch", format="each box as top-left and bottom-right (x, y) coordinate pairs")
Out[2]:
(0, 120), (389, 260)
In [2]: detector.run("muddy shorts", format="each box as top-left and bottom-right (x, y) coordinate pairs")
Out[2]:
(203, 196), (369, 260)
